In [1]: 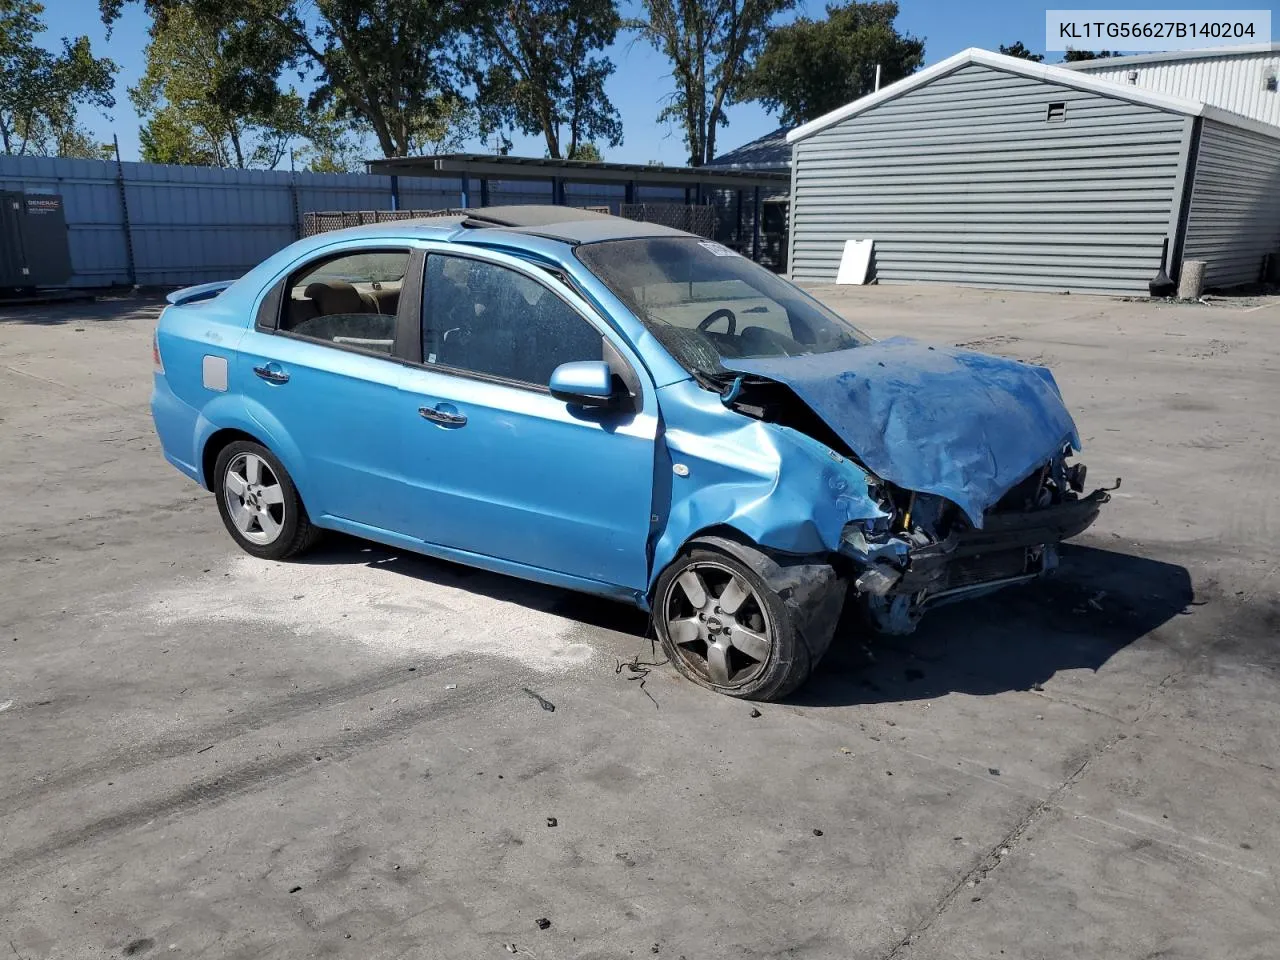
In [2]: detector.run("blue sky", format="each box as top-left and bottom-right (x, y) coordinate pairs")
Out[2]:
(42, 0), (1271, 166)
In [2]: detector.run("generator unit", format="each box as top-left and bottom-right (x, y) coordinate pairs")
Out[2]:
(1, 192), (73, 294)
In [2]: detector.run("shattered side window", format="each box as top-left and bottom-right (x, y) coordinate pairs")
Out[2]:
(575, 236), (870, 374)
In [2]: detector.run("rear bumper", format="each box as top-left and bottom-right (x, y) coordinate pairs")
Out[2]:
(151, 374), (202, 483)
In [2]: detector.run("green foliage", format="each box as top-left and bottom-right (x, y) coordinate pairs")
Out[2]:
(567, 142), (602, 161)
(999, 41), (1043, 62)
(464, 0), (622, 159)
(1061, 49), (1119, 62)
(104, 0), (474, 158)
(131, 7), (321, 168)
(0, 0), (116, 156)
(745, 1), (924, 126)
(631, 0), (796, 166)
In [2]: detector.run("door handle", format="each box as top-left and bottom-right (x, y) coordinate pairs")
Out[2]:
(253, 363), (290, 384)
(419, 405), (467, 427)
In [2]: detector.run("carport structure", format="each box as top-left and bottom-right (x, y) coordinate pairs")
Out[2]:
(366, 154), (789, 261)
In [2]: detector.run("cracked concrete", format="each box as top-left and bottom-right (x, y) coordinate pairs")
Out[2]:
(2, 286), (1278, 959)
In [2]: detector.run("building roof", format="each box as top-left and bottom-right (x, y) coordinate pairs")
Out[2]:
(1061, 43), (1280, 71)
(703, 126), (794, 170)
(787, 47), (1280, 144)
(365, 153), (789, 189)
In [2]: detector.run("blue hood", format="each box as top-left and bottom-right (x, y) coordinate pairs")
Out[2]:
(725, 338), (1080, 528)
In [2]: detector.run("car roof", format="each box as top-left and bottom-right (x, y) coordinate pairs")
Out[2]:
(311, 205), (693, 247)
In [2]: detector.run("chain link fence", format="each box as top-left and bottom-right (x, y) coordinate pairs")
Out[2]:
(618, 203), (716, 239)
(301, 208), (461, 237)
(303, 202), (725, 246)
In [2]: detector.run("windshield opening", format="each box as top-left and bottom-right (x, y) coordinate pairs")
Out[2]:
(574, 236), (871, 377)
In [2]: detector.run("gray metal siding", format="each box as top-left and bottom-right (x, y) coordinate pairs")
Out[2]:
(789, 63), (1191, 295)
(1182, 119), (1280, 288)
(1074, 53), (1280, 127)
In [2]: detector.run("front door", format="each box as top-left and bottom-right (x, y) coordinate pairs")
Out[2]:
(398, 250), (657, 592)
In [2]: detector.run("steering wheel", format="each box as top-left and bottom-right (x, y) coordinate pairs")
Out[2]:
(697, 307), (737, 335)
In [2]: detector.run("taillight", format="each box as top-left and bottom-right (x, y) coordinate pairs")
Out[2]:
(153, 330), (164, 373)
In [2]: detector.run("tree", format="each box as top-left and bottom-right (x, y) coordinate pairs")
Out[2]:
(745, 1), (924, 127)
(1, 0), (116, 157)
(131, 6), (318, 168)
(1061, 49), (1118, 62)
(568, 142), (602, 161)
(998, 41), (1043, 62)
(464, 0), (622, 160)
(631, 0), (796, 166)
(102, 0), (472, 158)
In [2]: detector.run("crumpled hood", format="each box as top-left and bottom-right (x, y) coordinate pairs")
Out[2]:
(724, 338), (1080, 528)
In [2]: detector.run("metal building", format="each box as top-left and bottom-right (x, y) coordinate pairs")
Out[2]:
(1064, 44), (1280, 127)
(786, 48), (1280, 294)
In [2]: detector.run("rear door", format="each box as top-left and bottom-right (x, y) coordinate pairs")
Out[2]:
(397, 248), (658, 592)
(237, 244), (418, 533)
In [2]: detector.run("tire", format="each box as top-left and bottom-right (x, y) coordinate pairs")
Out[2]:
(654, 542), (832, 701)
(212, 440), (320, 560)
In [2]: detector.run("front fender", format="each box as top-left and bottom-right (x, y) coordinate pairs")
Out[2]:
(648, 381), (887, 595)
(193, 393), (311, 503)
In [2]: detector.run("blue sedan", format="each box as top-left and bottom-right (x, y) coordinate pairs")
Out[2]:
(152, 206), (1109, 700)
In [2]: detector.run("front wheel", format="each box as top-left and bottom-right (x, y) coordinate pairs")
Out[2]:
(213, 440), (320, 560)
(654, 543), (832, 701)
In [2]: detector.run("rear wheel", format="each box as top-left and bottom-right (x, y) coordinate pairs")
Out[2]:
(213, 441), (319, 560)
(655, 544), (819, 701)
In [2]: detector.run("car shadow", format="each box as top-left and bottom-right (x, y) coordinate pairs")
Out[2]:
(789, 542), (1195, 708)
(293, 534), (652, 638)
(294, 537), (1191, 706)
(0, 296), (163, 325)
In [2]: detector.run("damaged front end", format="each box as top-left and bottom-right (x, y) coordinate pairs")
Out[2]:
(841, 451), (1115, 634)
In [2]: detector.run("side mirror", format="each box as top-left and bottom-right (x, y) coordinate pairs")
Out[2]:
(549, 360), (616, 407)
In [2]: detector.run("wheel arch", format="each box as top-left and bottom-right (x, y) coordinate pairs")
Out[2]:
(201, 428), (265, 491)
(193, 395), (313, 503)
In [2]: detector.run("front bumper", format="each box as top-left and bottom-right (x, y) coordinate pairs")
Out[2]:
(844, 488), (1110, 604)
(895, 488), (1109, 598)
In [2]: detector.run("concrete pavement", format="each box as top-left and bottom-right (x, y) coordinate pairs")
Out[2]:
(1, 285), (1277, 959)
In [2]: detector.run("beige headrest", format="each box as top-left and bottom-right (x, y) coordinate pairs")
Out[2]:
(304, 280), (365, 316)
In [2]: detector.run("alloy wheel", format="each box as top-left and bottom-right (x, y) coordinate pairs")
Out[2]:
(663, 560), (774, 688)
(222, 452), (287, 545)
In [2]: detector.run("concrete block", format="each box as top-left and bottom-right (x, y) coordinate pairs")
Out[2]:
(1178, 260), (1206, 299)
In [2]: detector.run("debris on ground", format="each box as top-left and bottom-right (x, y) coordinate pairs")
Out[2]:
(445, 684), (457, 690)
(288, 886), (301, 893)
(839, 747), (852, 754)
(749, 708), (762, 718)
(521, 688), (556, 712)
(535, 918), (551, 930)
(546, 817), (558, 827)
(1031, 682), (1044, 692)
(615, 654), (668, 710)
(812, 828), (824, 836)
(988, 768), (1001, 776)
